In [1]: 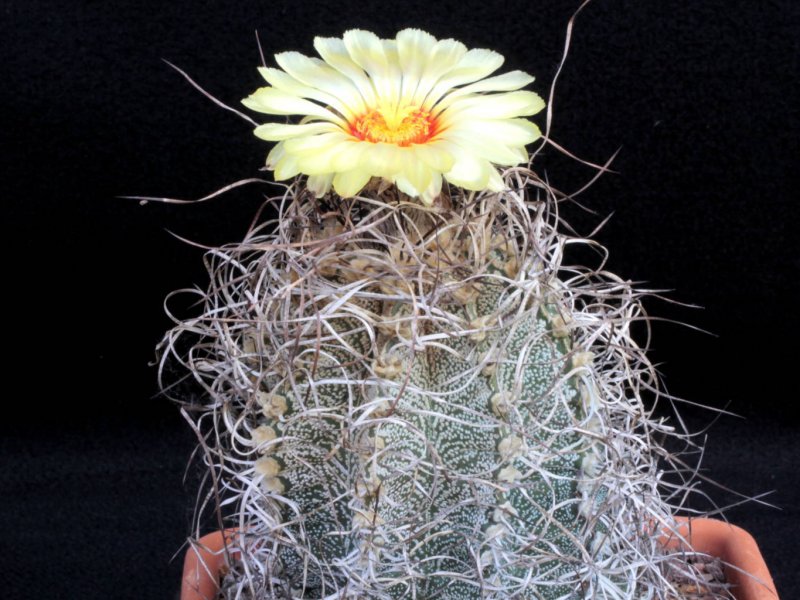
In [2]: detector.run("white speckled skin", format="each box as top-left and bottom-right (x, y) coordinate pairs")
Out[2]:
(163, 185), (695, 599)
(243, 216), (605, 599)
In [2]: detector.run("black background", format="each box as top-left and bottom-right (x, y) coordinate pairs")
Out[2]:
(3, 1), (798, 598)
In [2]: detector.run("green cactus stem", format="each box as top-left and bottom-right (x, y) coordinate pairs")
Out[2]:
(160, 176), (719, 599)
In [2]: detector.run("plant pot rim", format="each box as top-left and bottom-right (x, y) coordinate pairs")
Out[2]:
(665, 517), (778, 600)
(180, 517), (778, 600)
(180, 528), (239, 600)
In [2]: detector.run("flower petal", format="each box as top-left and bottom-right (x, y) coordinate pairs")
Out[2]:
(282, 131), (349, 154)
(242, 87), (346, 126)
(443, 131), (527, 165)
(442, 149), (493, 190)
(412, 142), (456, 172)
(397, 149), (433, 195)
(313, 36), (377, 106)
(343, 30), (393, 100)
(361, 143), (405, 176)
(459, 70), (535, 94)
(329, 140), (370, 172)
(410, 37), (468, 106)
(419, 171), (444, 205)
(254, 121), (339, 141)
(307, 173), (334, 197)
(440, 91), (545, 121)
(265, 142), (285, 169)
(380, 39), (404, 105)
(273, 154), (301, 180)
(273, 53), (367, 117)
(486, 167), (505, 191)
(397, 28), (437, 100)
(456, 118), (542, 146)
(289, 134), (354, 175)
(257, 66), (351, 119)
(281, 132), (349, 175)
(433, 70), (535, 113)
(422, 48), (505, 107)
(333, 169), (372, 197)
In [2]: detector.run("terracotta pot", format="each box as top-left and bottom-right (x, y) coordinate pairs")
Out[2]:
(180, 529), (239, 600)
(664, 517), (779, 600)
(180, 519), (778, 600)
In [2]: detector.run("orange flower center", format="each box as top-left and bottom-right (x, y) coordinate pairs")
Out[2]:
(350, 105), (436, 146)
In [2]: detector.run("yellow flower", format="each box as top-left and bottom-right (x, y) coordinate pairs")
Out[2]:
(243, 28), (545, 205)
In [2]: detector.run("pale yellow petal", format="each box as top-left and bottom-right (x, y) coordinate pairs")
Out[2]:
(329, 140), (370, 172)
(443, 131), (526, 165)
(265, 142), (285, 169)
(440, 91), (545, 120)
(445, 118), (541, 147)
(486, 167), (505, 191)
(442, 150), (492, 190)
(393, 175), (413, 197)
(307, 173), (334, 197)
(410, 37), (468, 105)
(296, 147), (353, 176)
(242, 87), (346, 125)
(343, 29), (387, 73)
(256, 66), (351, 118)
(273, 154), (301, 180)
(361, 143), (405, 176)
(257, 66), (307, 94)
(280, 139), (366, 174)
(422, 48), (505, 107)
(283, 131), (349, 155)
(332, 169), (372, 197)
(397, 150), (433, 195)
(285, 132), (352, 175)
(380, 39), (403, 105)
(396, 28), (437, 100)
(459, 70), (534, 94)
(412, 142), (456, 172)
(273, 53), (367, 117)
(313, 36), (377, 106)
(419, 171), (444, 205)
(254, 121), (339, 141)
(433, 70), (535, 112)
(282, 134), (370, 176)
(343, 30), (392, 100)
(438, 118), (540, 165)
(296, 152), (341, 175)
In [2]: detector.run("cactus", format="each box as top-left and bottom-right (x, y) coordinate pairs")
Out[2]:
(162, 183), (706, 599)
(159, 28), (730, 600)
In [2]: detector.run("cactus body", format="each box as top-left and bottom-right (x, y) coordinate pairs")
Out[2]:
(255, 235), (598, 599)
(163, 186), (696, 599)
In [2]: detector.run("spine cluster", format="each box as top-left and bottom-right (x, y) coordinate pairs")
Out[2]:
(160, 173), (711, 599)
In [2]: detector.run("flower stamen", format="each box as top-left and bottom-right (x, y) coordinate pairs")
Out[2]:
(351, 105), (436, 146)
